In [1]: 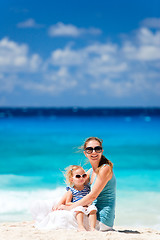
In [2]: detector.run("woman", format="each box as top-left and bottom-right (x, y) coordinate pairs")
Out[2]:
(59, 136), (116, 231)
(31, 137), (116, 231)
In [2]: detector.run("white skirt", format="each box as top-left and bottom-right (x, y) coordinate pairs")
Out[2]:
(71, 205), (97, 215)
(30, 199), (112, 231)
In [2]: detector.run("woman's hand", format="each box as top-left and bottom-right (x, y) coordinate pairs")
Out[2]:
(52, 204), (68, 211)
(58, 204), (72, 211)
(65, 202), (73, 206)
(52, 203), (61, 211)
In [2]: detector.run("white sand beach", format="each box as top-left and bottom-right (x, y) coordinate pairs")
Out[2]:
(1, 221), (160, 240)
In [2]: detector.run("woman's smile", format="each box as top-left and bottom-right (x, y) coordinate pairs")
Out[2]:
(91, 154), (99, 160)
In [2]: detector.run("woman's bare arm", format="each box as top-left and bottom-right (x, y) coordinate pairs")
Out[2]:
(59, 165), (112, 210)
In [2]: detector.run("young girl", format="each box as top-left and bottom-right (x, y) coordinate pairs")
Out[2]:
(52, 165), (97, 231)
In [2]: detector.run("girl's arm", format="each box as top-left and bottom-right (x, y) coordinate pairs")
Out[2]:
(65, 190), (73, 205)
(59, 165), (112, 210)
(52, 190), (72, 211)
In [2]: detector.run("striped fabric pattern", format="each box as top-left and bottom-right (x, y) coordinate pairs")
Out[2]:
(66, 184), (90, 202)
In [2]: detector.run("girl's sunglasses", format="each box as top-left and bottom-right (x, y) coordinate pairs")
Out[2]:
(73, 173), (87, 179)
(85, 146), (102, 154)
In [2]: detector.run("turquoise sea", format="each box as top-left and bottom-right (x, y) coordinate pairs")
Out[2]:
(0, 108), (160, 229)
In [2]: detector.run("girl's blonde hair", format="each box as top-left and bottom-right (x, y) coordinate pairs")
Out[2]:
(83, 137), (113, 173)
(64, 165), (84, 186)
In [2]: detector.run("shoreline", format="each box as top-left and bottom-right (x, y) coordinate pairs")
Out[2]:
(1, 221), (160, 240)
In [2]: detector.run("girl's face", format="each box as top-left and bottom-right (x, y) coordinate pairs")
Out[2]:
(84, 140), (103, 165)
(70, 168), (87, 187)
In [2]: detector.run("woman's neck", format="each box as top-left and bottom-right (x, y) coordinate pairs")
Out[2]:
(92, 167), (97, 172)
(90, 161), (99, 172)
(92, 166), (98, 173)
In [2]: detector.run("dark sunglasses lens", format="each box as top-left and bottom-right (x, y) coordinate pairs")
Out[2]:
(75, 175), (81, 178)
(82, 174), (87, 178)
(95, 146), (102, 153)
(85, 147), (93, 153)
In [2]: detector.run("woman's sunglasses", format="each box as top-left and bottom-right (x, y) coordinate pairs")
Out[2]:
(73, 173), (87, 179)
(85, 146), (102, 154)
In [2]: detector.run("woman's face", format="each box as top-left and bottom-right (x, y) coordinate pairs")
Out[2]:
(84, 140), (103, 164)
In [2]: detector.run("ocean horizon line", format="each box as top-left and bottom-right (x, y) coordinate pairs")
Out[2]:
(0, 106), (160, 117)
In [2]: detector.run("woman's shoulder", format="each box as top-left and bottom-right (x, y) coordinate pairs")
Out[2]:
(99, 164), (112, 177)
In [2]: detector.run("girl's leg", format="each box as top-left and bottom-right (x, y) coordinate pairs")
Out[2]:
(88, 210), (97, 231)
(76, 211), (86, 231)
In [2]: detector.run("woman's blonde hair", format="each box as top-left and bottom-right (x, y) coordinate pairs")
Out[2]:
(64, 165), (84, 186)
(83, 137), (113, 173)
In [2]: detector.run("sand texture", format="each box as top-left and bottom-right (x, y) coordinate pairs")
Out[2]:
(0, 221), (160, 240)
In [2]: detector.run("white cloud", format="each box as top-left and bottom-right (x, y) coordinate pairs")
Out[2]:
(22, 67), (77, 94)
(48, 22), (102, 37)
(44, 66), (77, 91)
(49, 43), (119, 70)
(17, 18), (44, 28)
(29, 54), (42, 70)
(141, 18), (160, 29)
(122, 42), (160, 61)
(50, 47), (86, 66)
(0, 38), (42, 72)
(90, 78), (133, 97)
(46, 25), (160, 97)
(137, 28), (160, 45)
(85, 43), (117, 55)
(0, 23), (160, 102)
(122, 28), (160, 61)
(0, 38), (77, 95)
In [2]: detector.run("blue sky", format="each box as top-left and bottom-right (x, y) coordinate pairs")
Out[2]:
(0, 0), (160, 107)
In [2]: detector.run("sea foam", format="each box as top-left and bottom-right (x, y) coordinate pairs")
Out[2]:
(0, 188), (65, 222)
